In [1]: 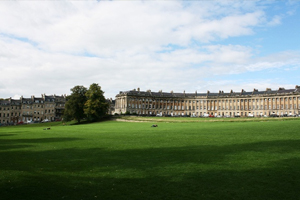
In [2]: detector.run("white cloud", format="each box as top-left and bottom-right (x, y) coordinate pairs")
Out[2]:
(267, 15), (282, 26)
(0, 0), (299, 99)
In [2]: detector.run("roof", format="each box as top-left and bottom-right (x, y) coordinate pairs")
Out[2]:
(117, 85), (300, 98)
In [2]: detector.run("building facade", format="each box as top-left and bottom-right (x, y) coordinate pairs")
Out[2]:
(114, 86), (300, 117)
(0, 94), (66, 125)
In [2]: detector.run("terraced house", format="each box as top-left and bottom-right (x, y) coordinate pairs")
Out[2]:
(0, 94), (66, 125)
(114, 85), (300, 117)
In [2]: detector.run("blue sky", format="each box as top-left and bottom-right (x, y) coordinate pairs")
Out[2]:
(0, 0), (300, 99)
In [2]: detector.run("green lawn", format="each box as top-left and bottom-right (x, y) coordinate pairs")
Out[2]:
(1, 119), (300, 200)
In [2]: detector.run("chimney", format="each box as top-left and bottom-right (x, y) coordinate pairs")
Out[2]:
(137, 88), (140, 92)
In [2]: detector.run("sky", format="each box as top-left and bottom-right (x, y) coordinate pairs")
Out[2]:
(0, 0), (300, 99)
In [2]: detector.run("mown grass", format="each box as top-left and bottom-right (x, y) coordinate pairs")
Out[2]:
(117, 115), (300, 123)
(1, 119), (300, 200)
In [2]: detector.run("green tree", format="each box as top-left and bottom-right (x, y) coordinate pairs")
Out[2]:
(63, 85), (87, 123)
(84, 83), (108, 121)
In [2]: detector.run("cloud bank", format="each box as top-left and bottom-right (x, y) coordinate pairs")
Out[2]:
(0, 0), (299, 99)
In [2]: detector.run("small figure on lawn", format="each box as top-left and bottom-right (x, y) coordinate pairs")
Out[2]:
(151, 124), (158, 127)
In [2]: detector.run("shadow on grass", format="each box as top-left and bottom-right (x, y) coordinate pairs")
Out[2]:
(1, 139), (300, 200)
(0, 137), (82, 151)
(0, 134), (17, 137)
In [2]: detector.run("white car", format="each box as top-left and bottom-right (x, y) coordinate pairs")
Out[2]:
(42, 119), (49, 123)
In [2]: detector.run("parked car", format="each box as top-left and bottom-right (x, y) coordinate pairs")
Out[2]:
(42, 119), (49, 123)
(17, 121), (24, 125)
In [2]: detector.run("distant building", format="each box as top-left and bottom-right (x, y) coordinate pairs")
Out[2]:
(107, 98), (115, 115)
(114, 86), (300, 117)
(0, 94), (66, 125)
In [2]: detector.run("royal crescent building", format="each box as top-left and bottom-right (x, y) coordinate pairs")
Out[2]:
(114, 85), (300, 117)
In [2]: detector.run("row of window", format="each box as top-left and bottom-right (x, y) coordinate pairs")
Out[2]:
(127, 97), (300, 103)
(128, 97), (300, 103)
(125, 104), (299, 111)
(0, 103), (63, 110)
(0, 109), (56, 117)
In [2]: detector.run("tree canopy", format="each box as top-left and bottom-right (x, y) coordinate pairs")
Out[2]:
(64, 85), (87, 123)
(63, 84), (108, 123)
(84, 83), (108, 122)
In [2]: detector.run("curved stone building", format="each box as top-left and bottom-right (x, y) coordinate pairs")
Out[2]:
(114, 86), (300, 117)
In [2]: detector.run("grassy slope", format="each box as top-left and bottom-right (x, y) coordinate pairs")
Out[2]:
(1, 119), (300, 200)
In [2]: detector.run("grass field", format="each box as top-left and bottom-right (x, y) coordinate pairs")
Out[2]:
(1, 118), (300, 200)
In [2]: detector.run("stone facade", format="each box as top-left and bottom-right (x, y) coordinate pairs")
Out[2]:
(0, 94), (66, 125)
(114, 86), (300, 117)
